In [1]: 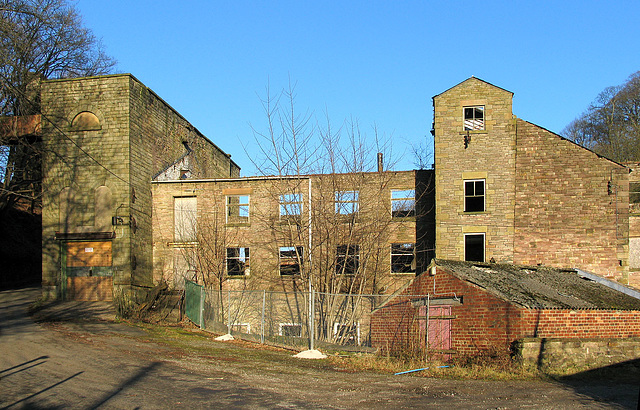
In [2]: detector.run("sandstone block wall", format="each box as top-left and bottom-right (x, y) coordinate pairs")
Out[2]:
(41, 74), (239, 305)
(514, 119), (629, 281)
(41, 75), (131, 300)
(151, 171), (427, 296)
(433, 78), (516, 263)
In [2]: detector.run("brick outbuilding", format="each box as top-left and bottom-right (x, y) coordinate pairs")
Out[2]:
(371, 259), (640, 360)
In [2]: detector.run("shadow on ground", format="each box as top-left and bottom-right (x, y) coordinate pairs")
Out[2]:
(556, 358), (640, 408)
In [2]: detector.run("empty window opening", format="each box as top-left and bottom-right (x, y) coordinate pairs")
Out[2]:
(280, 193), (302, 217)
(336, 245), (359, 275)
(464, 179), (485, 212)
(631, 182), (640, 204)
(280, 246), (303, 275)
(391, 243), (416, 274)
(464, 106), (484, 130)
(391, 189), (416, 218)
(464, 233), (485, 262)
(335, 190), (359, 215)
(226, 195), (249, 224)
(227, 247), (250, 276)
(279, 323), (302, 337)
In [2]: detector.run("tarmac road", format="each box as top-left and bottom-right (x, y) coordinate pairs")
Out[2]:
(0, 287), (637, 409)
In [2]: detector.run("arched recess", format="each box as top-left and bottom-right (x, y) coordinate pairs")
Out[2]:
(71, 111), (101, 131)
(95, 185), (113, 231)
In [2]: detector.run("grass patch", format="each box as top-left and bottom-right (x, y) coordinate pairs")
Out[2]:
(324, 351), (544, 381)
(123, 321), (549, 380)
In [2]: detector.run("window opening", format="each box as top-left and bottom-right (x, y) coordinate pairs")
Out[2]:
(279, 246), (303, 275)
(174, 197), (197, 242)
(230, 323), (251, 334)
(464, 179), (485, 212)
(336, 245), (359, 275)
(464, 233), (485, 262)
(464, 106), (484, 130)
(391, 243), (416, 274)
(333, 322), (360, 345)
(227, 247), (250, 276)
(280, 193), (302, 217)
(279, 323), (302, 337)
(631, 182), (640, 204)
(391, 189), (416, 218)
(226, 195), (249, 224)
(335, 190), (359, 215)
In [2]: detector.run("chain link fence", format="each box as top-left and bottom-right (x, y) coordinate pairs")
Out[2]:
(185, 280), (433, 351)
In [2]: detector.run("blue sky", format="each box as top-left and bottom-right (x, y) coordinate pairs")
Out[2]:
(76, 0), (640, 175)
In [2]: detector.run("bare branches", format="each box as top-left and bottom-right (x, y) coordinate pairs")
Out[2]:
(248, 81), (399, 177)
(0, 0), (116, 212)
(562, 71), (640, 162)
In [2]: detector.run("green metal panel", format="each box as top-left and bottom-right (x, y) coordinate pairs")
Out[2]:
(185, 280), (203, 326)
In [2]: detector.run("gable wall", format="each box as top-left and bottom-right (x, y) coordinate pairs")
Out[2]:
(433, 79), (517, 263)
(513, 119), (629, 281)
(41, 75), (131, 301)
(371, 266), (525, 357)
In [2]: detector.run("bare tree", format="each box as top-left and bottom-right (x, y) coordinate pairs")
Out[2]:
(0, 0), (116, 212)
(243, 83), (428, 345)
(562, 71), (640, 162)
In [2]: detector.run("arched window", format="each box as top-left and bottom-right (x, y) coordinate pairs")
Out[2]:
(71, 111), (101, 131)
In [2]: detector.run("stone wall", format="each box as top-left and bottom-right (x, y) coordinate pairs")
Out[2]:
(432, 77), (631, 283)
(151, 171), (427, 295)
(433, 78), (517, 263)
(514, 119), (629, 281)
(515, 337), (640, 373)
(41, 74), (239, 307)
(41, 75), (131, 301)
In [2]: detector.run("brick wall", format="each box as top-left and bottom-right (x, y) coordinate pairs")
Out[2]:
(371, 265), (640, 358)
(514, 119), (629, 281)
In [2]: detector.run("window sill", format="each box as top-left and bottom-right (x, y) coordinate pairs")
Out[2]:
(225, 223), (251, 227)
(391, 216), (416, 222)
(459, 211), (488, 215)
(391, 271), (416, 275)
(227, 274), (249, 279)
(459, 130), (487, 135)
(168, 241), (198, 248)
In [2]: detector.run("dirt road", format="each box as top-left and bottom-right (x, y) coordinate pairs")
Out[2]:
(0, 288), (636, 409)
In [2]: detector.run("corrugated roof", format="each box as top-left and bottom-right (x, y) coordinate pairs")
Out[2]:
(434, 259), (640, 310)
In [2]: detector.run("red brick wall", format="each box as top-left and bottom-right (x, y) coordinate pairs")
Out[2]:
(371, 266), (640, 358)
(519, 309), (640, 339)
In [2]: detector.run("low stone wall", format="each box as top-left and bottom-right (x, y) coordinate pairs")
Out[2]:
(514, 337), (640, 373)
